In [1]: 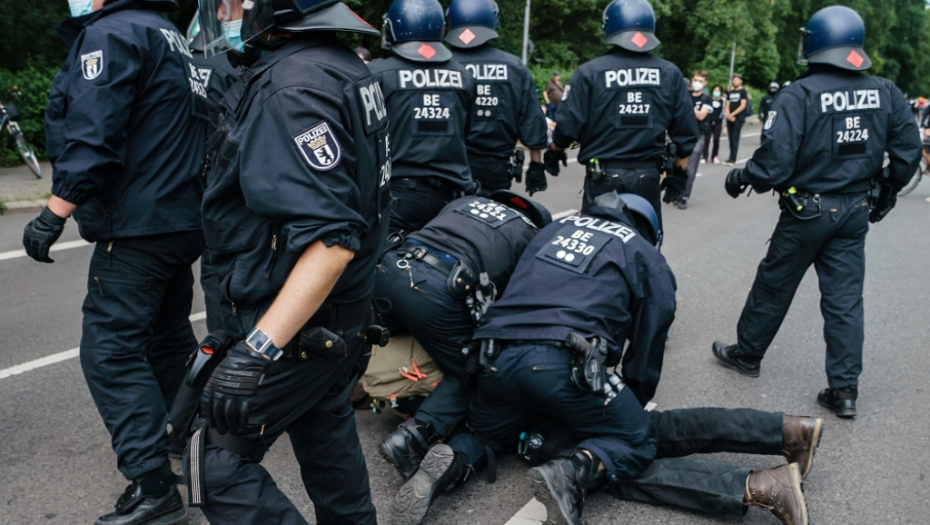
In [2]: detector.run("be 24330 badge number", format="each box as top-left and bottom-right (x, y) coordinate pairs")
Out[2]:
(293, 122), (342, 171)
(536, 225), (612, 275)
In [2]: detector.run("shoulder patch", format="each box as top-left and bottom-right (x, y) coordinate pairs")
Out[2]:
(561, 85), (571, 102)
(764, 110), (777, 130)
(81, 51), (104, 80)
(293, 122), (342, 171)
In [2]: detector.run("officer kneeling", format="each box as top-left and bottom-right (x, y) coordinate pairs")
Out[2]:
(187, 1), (389, 523)
(388, 193), (677, 525)
(714, 6), (921, 418)
(375, 190), (551, 489)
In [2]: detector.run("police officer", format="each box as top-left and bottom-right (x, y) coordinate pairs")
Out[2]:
(758, 81), (780, 125)
(714, 6), (921, 419)
(188, 21), (238, 132)
(19, 2), (208, 524)
(445, 0), (550, 196)
(376, 192), (550, 492)
(369, 0), (477, 234)
(189, 1), (389, 523)
(188, 17), (238, 333)
(546, 0), (698, 233)
(387, 193), (677, 525)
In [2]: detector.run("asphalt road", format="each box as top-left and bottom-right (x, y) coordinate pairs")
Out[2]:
(2, 128), (929, 525)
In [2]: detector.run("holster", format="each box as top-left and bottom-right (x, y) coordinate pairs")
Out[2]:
(779, 188), (822, 220)
(509, 149), (526, 183)
(565, 332), (608, 395)
(446, 260), (478, 299)
(168, 331), (234, 451)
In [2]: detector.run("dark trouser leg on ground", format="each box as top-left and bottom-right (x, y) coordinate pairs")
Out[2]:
(80, 231), (202, 481)
(613, 457), (750, 519)
(190, 326), (377, 525)
(649, 408), (783, 458)
(682, 136), (705, 202)
(813, 198), (869, 389)
(736, 212), (825, 359)
(468, 155), (512, 197)
(727, 118), (744, 162)
(389, 178), (456, 235)
(582, 168), (663, 235)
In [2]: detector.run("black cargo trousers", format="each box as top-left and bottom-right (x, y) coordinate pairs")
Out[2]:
(80, 230), (202, 482)
(736, 194), (870, 389)
(185, 299), (378, 525)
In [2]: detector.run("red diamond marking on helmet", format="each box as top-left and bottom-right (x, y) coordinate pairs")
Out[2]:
(846, 50), (864, 68)
(459, 28), (476, 44)
(418, 43), (437, 60)
(631, 32), (649, 49)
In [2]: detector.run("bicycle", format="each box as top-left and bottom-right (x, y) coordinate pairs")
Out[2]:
(899, 129), (929, 196)
(1, 87), (42, 179)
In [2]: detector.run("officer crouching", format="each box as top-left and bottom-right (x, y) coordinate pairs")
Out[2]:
(186, 1), (389, 523)
(388, 193), (678, 525)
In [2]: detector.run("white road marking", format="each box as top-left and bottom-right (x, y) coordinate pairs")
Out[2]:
(0, 311), (207, 381)
(0, 239), (92, 262)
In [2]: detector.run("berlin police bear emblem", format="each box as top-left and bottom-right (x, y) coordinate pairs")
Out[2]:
(81, 51), (104, 80)
(293, 122), (342, 171)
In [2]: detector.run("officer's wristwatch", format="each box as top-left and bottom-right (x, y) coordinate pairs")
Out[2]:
(244, 327), (284, 361)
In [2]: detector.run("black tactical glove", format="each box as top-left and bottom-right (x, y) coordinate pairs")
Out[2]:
(201, 341), (271, 435)
(543, 148), (567, 176)
(525, 161), (547, 196)
(870, 183), (897, 223)
(661, 166), (688, 203)
(22, 207), (66, 263)
(725, 168), (750, 199)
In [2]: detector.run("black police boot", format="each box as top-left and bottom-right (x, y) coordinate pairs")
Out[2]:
(817, 387), (857, 418)
(380, 418), (439, 480)
(529, 450), (607, 525)
(389, 444), (468, 525)
(96, 465), (186, 525)
(712, 340), (761, 378)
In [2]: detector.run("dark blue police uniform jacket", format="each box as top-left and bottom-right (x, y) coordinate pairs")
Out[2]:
(46, 0), (209, 242)
(474, 205), (677, 405)
(202, 37), (391, 335)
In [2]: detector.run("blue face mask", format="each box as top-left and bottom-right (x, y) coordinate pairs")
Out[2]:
(68, 0), (95, 17)
(223, 19), (245, 52)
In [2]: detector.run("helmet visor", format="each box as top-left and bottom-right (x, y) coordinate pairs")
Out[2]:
(197, 0), (235, 58)
(797, 27), (810, 66)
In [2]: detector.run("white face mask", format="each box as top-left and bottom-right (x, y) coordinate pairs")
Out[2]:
(68, 0), (94, 17)
(691, 80), (705, 92)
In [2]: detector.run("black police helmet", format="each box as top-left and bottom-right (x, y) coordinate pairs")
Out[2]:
(383, 0), (452, 63)
(445, 0), (499, 49)
(800, 5), (871, 72)
(591, 192), (660, 246)
(603, 0), (660, 53)
(489, 190), (552, 230)
(241, 0), (379, 45)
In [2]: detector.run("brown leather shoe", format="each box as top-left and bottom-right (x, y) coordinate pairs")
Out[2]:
(745, 463), (808, 525)
(782, 415), (824, 480)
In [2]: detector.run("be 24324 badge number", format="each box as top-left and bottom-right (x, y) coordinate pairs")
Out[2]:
(293, 122), (342, 171)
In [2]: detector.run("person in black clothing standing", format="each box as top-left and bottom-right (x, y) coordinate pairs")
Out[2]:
(723, 73), (749, 165)
(676, 69), (714, 209)
(190, 0), (388, 523)
(714, 6), (921, 419)
(369, 0), (477, 234)
(758, 82), (779, 123)
(702, 84), (726, 164)
(20, 1), (209, 523)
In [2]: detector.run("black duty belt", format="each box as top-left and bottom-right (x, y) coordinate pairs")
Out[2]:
(394, 176), (459, 193)
(280, 296), (372, 360)
(501, 339), (569, 350)
(398, 240), (457, 275)
(595, 159), (662, 170)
